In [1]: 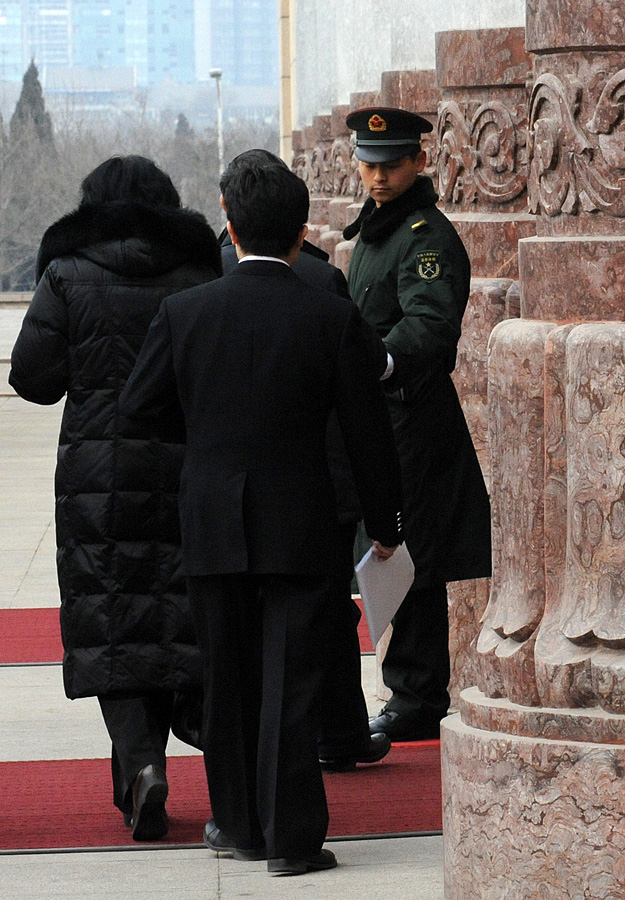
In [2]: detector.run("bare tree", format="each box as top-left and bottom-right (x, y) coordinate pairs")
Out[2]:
(0, 69), (279, 288)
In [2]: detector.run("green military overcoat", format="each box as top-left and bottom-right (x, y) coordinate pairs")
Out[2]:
(347, 175), (492, 588)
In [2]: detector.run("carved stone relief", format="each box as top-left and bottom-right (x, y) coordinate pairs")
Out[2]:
(477, 318), (556, 705)
(535, 324), (625, 714)
(436, 99), (527, 210)
(528, 68), (625, 220)
(329, 138), (351, 196)
(292, 150), (311, 188)
(292, 139), (364, 199)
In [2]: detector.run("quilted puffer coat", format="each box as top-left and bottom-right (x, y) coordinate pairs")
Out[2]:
(9, 202), (221, 699)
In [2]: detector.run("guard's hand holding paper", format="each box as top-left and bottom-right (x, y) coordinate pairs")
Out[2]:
(355, 543), (415, 647)
(371, 541), (398, 561)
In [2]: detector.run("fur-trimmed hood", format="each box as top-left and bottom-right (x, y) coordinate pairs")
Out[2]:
(36, 202), (222, 282)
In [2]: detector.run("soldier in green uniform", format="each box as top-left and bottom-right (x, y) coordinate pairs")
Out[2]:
(344, 107), (492, 741)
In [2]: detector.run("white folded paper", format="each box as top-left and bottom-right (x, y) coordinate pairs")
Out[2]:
(355, 542), (415, 647)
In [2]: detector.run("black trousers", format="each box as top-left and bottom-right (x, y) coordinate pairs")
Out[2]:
(381, 581), (450, 722)
(98, 692), (174, 815)
(187, 572), (332, 859)
(316, 522), (370, 758)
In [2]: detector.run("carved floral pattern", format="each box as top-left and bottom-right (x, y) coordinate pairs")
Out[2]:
(292, 140), (364, 198)
(528, 70), (625, 217)
(588, 70), (625, 169)
(436, 100), (527, 206)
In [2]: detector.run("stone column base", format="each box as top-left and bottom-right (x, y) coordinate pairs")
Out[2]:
(442, 690), (625, 900)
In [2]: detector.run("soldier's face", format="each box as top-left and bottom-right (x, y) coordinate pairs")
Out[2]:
(358, 151), (426, 206)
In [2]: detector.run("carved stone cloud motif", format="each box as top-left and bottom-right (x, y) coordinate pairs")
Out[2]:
(534, 323), (625, 715)
(529, 68), (625, 219)
(436, 99), (527, 208)
(293, 137), (364, 199)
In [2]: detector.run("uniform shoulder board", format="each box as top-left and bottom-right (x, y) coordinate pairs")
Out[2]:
(408, 214), (429, 233)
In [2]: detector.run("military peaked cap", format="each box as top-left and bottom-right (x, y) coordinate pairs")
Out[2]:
(346, 106), (433, 163)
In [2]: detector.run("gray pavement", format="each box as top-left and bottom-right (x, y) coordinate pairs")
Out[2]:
(0, 306), (444, 899)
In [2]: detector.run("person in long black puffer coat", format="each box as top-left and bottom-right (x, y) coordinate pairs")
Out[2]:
(9, 155), (222, 841)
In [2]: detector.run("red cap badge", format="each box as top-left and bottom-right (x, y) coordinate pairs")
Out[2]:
(368, 114), (387, 132)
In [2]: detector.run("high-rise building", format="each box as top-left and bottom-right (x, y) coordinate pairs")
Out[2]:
(208, 0), (278, 87)
(71, 0), (195, 86)
(0, 0), (278, 112)
(25, 0), (71, 68)
(148, 0), (195, 84)
(71, 0), (125, 70)
(0, 2), (24, 81)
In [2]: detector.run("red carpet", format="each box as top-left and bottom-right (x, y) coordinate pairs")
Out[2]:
(355, 597), (374, 652)
(0, 743), (441, 850)
(0, 608), (63, 664)
(0, 603), (374, 664)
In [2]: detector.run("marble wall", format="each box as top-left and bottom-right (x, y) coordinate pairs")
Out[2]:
(293, 0), (526, 128)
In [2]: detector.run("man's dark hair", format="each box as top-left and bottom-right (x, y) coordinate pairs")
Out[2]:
(80, 155), (181, 208)
(219, 148), (288, 195)
(224, 165), (309, 258)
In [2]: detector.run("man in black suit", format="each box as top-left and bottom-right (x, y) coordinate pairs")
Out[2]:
(219, 149), (393, 774)
(120, 165), (403, 875)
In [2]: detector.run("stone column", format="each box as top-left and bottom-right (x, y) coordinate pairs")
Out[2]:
(443, 2), (625, 897)
(433, 27), (534, 702)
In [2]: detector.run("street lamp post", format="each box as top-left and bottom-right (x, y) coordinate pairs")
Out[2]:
(210, 67), (224, 185)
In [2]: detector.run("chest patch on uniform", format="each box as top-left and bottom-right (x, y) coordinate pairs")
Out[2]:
(416, 251), (441, 282)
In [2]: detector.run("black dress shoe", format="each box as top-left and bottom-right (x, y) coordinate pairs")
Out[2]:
(268, 848), (337, 875)
(203, 818), (267, 861)
(368, 708), (442, 742)
(319, 732), (392, 773)
(131, 764), (169, 841)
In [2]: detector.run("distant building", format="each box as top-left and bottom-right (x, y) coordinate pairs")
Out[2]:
(205, 0), (278, 87)
(0, 2), (24, 81)
(0, 1), (73, 77)
(72, 0), (195, 86)
(44, 65), (137, 117)
(26, 0), (71, 69)
(0, 0), (277, 88)
(71, 1), (127, 72)
(0, 0), (278, 122)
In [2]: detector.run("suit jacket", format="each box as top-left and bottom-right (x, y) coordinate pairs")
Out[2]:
(120, 259), (403, 577)
(223, 233), (365, 526)
(220, 233), (350, 298)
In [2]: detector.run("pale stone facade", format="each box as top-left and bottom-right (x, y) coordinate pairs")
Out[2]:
(292, 0), (526, 128)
